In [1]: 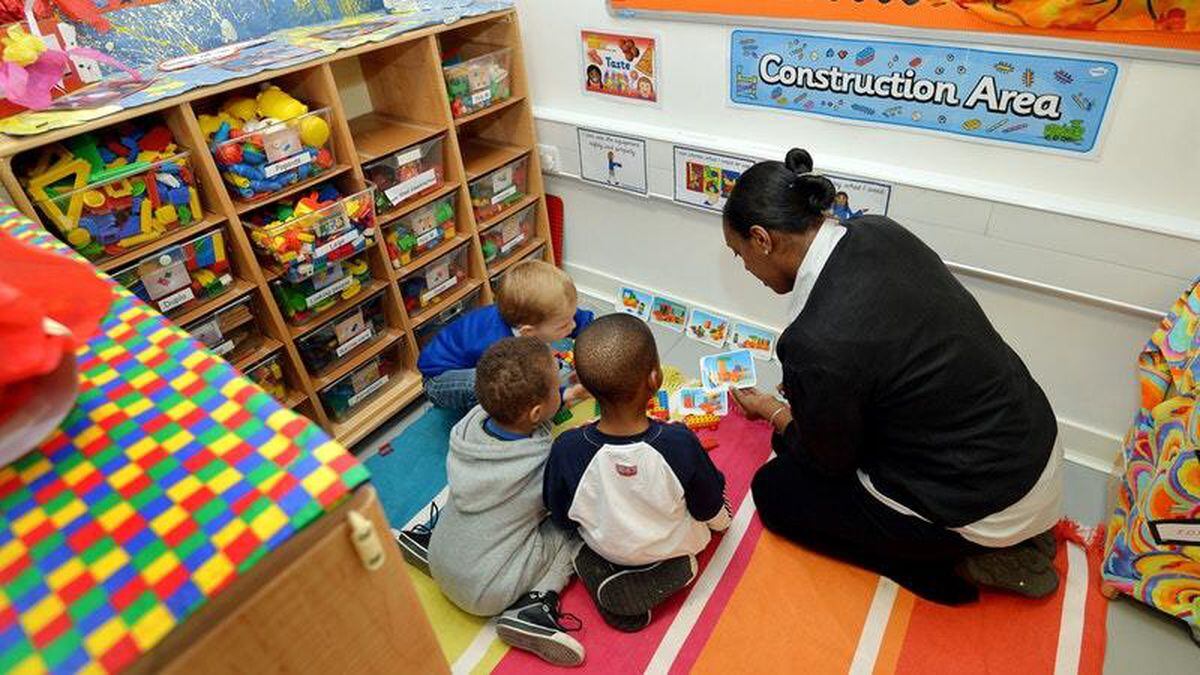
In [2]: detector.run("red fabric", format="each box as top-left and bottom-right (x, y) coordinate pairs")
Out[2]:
(0, 232), (111, 424)
(546, 193), (563, 267)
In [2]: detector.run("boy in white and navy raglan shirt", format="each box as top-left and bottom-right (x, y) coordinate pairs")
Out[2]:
(544, 314), (732, 632)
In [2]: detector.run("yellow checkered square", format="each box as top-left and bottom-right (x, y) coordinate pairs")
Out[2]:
(83, 617), (126, 657)
(121, 397), (154, 418)
(130, 605), (175, 650)
(129, 369), (158, 390)
(108, 464), (142, 490)
(11, 509), (46, 538)
(72, 426), (104, 451)
(125, 437), (157, 461)
(193, 554), (234, 594)
(301, 466), (338, 496)
(21, 594), (65, 634)
(249, 505), (288, 541)
(48, 498), (87, 529)
(141, 551), (181, 585)
(161, 429), (194, 454)
(149, 505), (187, 538)
(165, 400), (198, 422)
(165, 475), (202, 503)
(46, 559), (87, 592)
(207, 467), (242, 495)
(90, 548), (130, 582)
(170, 371), (199, 392)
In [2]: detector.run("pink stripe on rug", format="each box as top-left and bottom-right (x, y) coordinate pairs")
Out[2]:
(490, 411), (774, 674)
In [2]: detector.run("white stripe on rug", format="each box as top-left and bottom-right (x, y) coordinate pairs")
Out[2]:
(451, 621), (498, 675)
(644, 484), (762, 674)
(847, 577), (900, 675)
(1054, 543), (1087, 675)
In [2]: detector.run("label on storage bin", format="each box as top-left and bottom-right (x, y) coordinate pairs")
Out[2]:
(212, 339), (235, 357)
(415, 228), (441, 247)
(421, 277), (457, 304)
(305, 276), (354, 309)
(335, 327), (374, 358)
(263, 126), (303, 163)
(312, 210), (350, 238)
(491, 184), (517, 205)
(471, 90), (492, 106)
(158, 286), (195, 312)
(500, 231), (526, 254)
(394, 147), (424, 166)
(348, 374), (389, 407)
(314, 230), (364, 259)
(385, 169), (437, 206)
(264, 150), (313, 178)
(191, 318), (224, 347)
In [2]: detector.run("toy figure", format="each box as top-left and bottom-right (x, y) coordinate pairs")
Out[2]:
(831, 191), (866, 222)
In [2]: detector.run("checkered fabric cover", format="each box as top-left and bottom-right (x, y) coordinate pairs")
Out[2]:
(0, 205), (369, 673)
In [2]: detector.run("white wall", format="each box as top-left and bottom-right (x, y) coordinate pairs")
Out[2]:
(512, 0), (1200, 471)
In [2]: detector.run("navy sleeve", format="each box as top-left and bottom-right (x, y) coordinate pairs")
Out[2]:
(570, 308), (596, 338)
(656, 425), (726, 522)
(543, 432), (585, 531)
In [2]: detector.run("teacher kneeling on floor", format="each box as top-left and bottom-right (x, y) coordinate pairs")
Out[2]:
(724, 148), (1064, 605)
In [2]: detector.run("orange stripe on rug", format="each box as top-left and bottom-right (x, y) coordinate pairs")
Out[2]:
(892, 538), (1107, 675)
(873, 587), (916, 675)
(690, 529), (882, 673)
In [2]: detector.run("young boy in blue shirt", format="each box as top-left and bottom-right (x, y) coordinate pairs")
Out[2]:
(418, 260), (594, 411)
(544, 315), (732, 631)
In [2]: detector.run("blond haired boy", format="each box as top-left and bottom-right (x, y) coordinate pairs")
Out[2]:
(417, 260), (594, 411)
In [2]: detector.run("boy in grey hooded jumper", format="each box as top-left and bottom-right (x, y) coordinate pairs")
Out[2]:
(422, 337), (585, 666)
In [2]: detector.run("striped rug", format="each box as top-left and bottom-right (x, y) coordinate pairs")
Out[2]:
(368, 408), (1108, 674)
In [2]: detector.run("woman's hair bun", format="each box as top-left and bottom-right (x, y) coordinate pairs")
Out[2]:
(784, 148), (814, 174)
(783, 148), (834, 214)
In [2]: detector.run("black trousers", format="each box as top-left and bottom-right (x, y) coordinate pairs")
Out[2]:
(752, 435), (987, 605)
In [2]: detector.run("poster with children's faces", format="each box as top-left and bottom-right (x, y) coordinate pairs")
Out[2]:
(650, 295), (688, 332)
(581, 30), (659, 105)
(673, 146), (756, 213)
(700, 349), (758, 391)
(686, 308), (731, 348)
(826, 174), (892, 223)
(616, 286), (654, 321)
(729, 322), (778, 361)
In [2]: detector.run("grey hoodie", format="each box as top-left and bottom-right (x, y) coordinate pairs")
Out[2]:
(428, 405), (578, 616)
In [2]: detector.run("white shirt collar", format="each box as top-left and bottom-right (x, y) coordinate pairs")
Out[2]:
(787, 219), (847, 322)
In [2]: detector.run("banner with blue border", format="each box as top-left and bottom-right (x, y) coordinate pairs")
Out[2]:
(730, 30), (1118, 154)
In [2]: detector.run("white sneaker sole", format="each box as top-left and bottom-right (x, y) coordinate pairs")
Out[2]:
(495, 617), (585, 667)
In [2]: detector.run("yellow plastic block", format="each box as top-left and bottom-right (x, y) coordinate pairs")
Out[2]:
(130, 605), (175, 650)
(27, 158), (91, 231)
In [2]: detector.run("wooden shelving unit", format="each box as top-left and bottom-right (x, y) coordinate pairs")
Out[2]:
(0, 9), (554, 447)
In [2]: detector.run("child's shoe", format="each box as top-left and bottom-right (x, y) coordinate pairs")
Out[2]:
(496, 591), (585, 666)
(392, 503), (439, 576)
(595, 553), (698, 616)
(959, 531), (1059, 599)
(572, 545), (658, 632)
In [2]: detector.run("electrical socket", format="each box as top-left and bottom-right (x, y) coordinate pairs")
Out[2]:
(538, 143), (561, 174)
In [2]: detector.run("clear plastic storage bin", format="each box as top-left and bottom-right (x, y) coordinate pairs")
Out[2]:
(244, 186), (376, 283)
(270, 254), (373, 326)
(481, 202), (535, 268)
(399, 245), (469, 315)
(32, 153), (204, 263)
(383, 193), (457, 269)
(319, 354), (392, 422)
(211, 107), (337, 203)
(364, 136), (445, 215)
(442, 45), (512, 119)
(183, 296), (262, 363)
(414, 288), (481, 349)
(244, 352), (288, 400)
(296, 292), (388, 374)
(468, 154), (528, 222)
(111, 228), (234, 317)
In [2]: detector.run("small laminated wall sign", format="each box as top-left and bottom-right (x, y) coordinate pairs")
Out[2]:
(673, 146), (756, 213)
(686, 307), (730, 348)
(728, 321), (777, 360)
(582, 30), (659, 104)
(650, 295), (688, 332)
(616, 286), (654, 321)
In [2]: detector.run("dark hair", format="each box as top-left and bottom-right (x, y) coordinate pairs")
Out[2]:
(574, 314), (658, 406)
(475, 337), (556, 425)
(587, 65), (601, 79)
(836, 191), (848, 199)
(723, 148), (836, 236)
